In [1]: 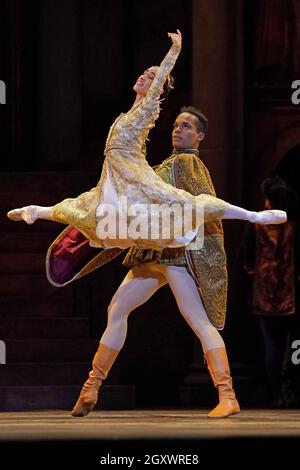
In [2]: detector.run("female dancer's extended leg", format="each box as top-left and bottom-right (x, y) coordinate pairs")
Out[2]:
(7, 202), (287, 226)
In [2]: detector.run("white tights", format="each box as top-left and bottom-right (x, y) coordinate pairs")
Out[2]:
(100, 262), (225, 353)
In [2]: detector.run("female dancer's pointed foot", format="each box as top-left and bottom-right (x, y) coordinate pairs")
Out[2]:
(7, 205), (39, 224)
(250, 210), (287, 225)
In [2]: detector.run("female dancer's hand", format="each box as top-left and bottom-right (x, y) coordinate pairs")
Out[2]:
(168, 29), (182, 50)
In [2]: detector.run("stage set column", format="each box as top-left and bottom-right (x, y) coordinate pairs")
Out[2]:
(38, 0), (82, 168)
(183, 0), (245, 391)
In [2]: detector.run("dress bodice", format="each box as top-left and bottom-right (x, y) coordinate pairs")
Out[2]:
(104, 111), (153, 155)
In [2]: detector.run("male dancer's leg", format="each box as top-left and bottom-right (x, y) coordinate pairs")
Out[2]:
(154, 264), (224, 352)
(71, 262), (167, 416)
(99, 263), (167, 350)
(153, 264), (240, 417)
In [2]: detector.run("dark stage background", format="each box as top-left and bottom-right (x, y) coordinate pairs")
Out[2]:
(0, 0), (299, 410)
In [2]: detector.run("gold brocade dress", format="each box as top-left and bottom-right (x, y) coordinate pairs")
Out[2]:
(50, 44), (229, 250)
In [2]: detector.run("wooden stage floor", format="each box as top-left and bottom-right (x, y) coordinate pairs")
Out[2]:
(0, 409), (299, 463)
(0, 409), (300, 440)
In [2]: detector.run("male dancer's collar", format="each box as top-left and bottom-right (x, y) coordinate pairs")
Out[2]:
(172, 148), (199, 156)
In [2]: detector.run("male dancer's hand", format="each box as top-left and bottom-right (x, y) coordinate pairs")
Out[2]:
(168, 29), (182, 50)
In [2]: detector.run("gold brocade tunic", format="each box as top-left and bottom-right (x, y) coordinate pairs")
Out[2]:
(50, 44), (229, 251)
(123, 151), (188, 267)
(123, 150), (228, 329)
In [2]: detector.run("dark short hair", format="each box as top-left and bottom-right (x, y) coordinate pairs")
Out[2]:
(261, 176), (298, 215)
(180, 105), (208, 133)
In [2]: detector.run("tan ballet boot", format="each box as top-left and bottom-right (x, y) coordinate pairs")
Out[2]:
(205, 347), (240, 418)
(70, 342), (120, 417)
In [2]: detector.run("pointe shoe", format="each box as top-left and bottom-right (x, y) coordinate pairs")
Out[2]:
(249, 210), (287, 225)
(70, 343), (120, 417)
(7, 206), (39, 224)
(205, 347), (240, 418)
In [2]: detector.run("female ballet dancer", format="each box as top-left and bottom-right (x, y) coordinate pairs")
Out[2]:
(7, 30), (287, 248)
